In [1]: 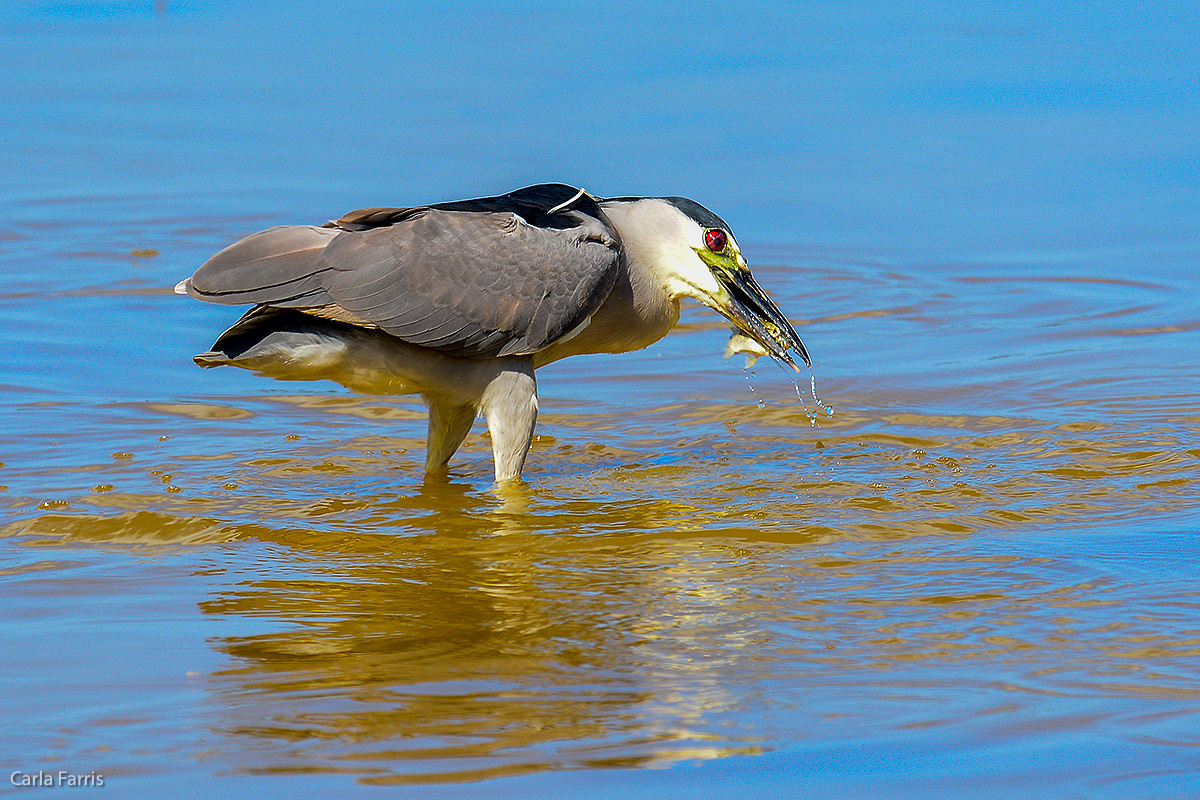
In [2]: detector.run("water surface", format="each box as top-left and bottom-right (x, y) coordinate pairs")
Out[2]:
(2, 3), (1199, 797)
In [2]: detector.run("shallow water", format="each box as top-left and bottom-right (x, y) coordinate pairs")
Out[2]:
(2, 3), (1199, 798)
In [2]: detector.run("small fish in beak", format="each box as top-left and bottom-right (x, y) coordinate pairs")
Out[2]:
(713, 268), (811, 371)
(724, 328), (771, 368)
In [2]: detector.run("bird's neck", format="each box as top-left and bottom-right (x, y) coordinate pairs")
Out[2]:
(600, 198), (697, 303)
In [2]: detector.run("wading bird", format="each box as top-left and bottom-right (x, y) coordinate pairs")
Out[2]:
(178, 184), (809, 482)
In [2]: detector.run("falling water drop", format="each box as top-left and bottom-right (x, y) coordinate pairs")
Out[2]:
(744, 368), (765, 408)
(788, 367), (835, 427)
(811, 374), (835, 418)
(791, 376), (816, 426)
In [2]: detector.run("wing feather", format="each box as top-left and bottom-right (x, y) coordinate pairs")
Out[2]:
(184, 225), (340, 305)
(182, 185), (621, 359)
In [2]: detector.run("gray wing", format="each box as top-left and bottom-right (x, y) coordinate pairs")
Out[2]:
(182, 224), (341, 307)
(183, 188), (622, 359)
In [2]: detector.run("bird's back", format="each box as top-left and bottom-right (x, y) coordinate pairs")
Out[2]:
(181, 184), (623, 360)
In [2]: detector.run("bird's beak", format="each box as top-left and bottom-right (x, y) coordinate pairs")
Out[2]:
(711, 263), (811, 371)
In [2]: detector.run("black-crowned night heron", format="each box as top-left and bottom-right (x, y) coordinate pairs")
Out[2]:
(178, 184), (810, 482)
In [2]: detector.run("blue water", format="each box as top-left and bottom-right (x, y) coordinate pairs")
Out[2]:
(2, 2), (1199, 797)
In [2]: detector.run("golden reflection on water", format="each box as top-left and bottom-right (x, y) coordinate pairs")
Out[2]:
(5, 388), (1199, 783)
(198, 526), (773, 781)
(7, 390), (1198, 544)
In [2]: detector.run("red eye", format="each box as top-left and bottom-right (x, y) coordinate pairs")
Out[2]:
(704, 229), (727, 252)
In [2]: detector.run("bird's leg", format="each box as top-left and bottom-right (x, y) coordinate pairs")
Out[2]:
(480, 362), (538, 483)
(424, 397), (478, 473)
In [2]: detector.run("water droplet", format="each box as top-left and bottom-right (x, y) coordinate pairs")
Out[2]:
(791, 378), (817, 426)
(788, 368), (835, 427)
(743, 368), (764, 408)
(811, 375), (835, 418)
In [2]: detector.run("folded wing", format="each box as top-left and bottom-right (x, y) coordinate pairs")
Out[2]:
(182, 185), (621, 359)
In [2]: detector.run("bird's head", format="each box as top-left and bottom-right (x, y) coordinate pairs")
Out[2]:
(600, 196), (811, 370)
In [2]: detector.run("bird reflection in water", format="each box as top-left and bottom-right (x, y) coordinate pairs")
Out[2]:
(198, 483), (769, 782)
